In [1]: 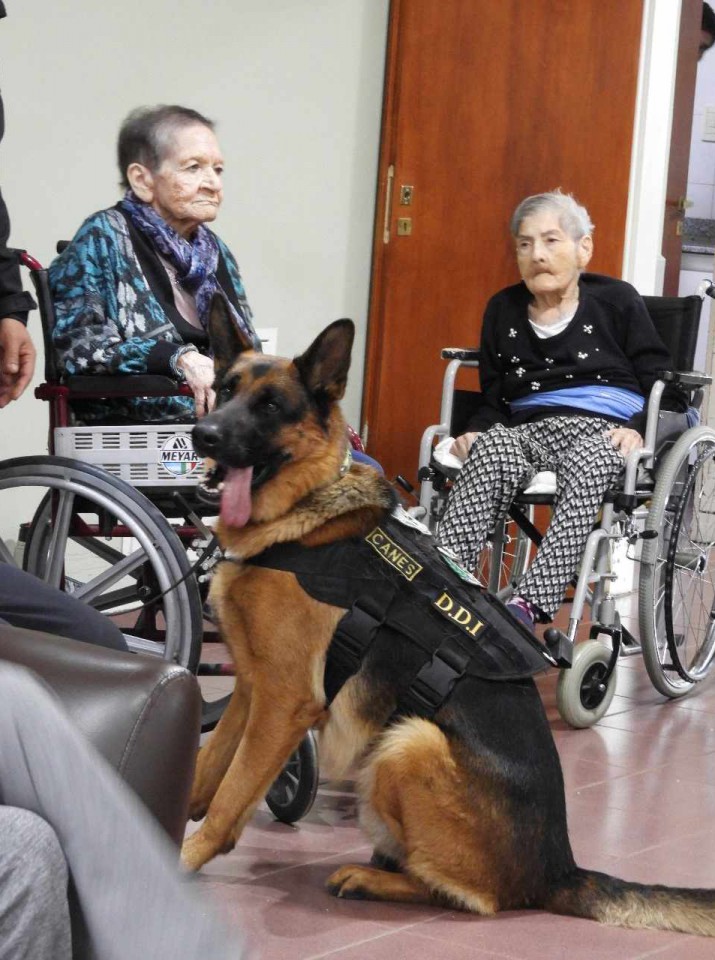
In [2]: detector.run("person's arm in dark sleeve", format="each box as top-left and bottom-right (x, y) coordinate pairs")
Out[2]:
(464, 296), (510, 432)
(0, 187), (37, 406)
(0, 186), (36, 323)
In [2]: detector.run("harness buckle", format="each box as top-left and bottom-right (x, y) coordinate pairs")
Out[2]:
(332, 605), (381, 666)
(400, 636), (471, 717)
(325, 595), (388, 704)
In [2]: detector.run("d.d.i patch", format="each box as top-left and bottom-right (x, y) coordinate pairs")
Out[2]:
(433, 590), (484, 638)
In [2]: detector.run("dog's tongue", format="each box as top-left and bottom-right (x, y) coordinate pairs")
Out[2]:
(220, 466), (253, 528)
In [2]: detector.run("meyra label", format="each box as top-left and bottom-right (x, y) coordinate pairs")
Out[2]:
(365, 527), (423, 581)
(159, 434), (203, 477)
(433, 590), (484, 638)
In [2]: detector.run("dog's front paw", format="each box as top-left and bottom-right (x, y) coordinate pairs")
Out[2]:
(182, 820), (241, 871)
(181, 830), (218, 873)
(326, 864), (375, 900)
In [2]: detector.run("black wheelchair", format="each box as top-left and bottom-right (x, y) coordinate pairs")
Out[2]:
(414, 292), (715, 727)
(0, 248), (319, 822)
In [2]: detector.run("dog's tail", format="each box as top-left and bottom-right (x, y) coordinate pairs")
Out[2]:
(545, 868), (715, 937)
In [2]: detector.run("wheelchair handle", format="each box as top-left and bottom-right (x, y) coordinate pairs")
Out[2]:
(18, 250), (44, 272)
(18, 247), (68, 272)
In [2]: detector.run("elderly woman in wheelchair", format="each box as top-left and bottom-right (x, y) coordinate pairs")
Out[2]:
(0, 103), (358, 814)
(0, 105), (258, 732)
(440, 190), (683, 628)
(48, 103), (260, 424)
(428, 189), (715, 725)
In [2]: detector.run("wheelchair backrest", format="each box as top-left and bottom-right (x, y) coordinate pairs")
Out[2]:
(28, 267), (60, 384)
(449, 389), (484, 438)
(26, 242), (69, 384)
(641, 294), (701, 371)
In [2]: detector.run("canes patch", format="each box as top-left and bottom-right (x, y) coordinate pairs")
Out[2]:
(365, 527), (423, 581)
(433, 591), (484, 638)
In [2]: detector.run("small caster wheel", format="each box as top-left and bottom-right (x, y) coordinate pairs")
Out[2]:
(556, 640), (617, 728)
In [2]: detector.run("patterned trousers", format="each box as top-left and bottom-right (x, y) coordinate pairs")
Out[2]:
(437, 417), (625, 618)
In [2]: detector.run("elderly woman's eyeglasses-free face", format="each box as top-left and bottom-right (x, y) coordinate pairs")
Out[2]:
(514, 209), (592, 303)
(142, 124), (225, 239)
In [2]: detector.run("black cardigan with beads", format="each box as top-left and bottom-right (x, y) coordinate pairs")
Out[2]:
(468, 273), (685, 435)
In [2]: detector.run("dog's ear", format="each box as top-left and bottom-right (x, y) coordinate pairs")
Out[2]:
(294, 319), (354, 404)
(208, 293), (256, 374)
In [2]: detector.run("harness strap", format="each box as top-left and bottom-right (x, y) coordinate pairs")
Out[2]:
(325, 595), (388, 704)
(396, 634), (471, 720)
(246, 511), (567, 720)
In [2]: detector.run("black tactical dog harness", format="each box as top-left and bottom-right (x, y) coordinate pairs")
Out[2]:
(246, 512), (570, 720)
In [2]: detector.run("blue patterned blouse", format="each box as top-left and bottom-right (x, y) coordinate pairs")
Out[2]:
(49, 207), (256, 422)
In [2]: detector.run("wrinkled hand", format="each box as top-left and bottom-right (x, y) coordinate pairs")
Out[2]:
(450, 432), (480, 461)
(606, 426), (643, 457)
(0, 317), (36, 408)
(176, 352), (216, 416)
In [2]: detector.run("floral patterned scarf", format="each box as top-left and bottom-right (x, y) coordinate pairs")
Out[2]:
(119, 191), (255, 342)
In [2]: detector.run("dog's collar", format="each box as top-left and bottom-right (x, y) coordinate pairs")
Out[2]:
(339, 444), (353, 478)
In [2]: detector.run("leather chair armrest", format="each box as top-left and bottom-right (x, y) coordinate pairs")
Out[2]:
(0, 624), (200, 845)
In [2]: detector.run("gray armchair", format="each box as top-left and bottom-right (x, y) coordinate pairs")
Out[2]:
(0, 623), (202, 958)
(0, 623), (201, 844)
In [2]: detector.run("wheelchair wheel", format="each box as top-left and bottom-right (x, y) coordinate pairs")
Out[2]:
(639, 427), (715, 699)
(265, 730), (320, 824)
(476, 509), (534, 595)
(556, 640), (617, 728)
(0, 456), (203, 666)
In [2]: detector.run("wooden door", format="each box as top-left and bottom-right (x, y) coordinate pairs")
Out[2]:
(363, 0), (644, 483)
(662, 0), (702, 295)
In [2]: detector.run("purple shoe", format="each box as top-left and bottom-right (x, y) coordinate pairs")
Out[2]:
(507, 596), (536, 633)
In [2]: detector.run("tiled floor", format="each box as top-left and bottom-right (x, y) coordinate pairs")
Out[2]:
(191, 629), (715, 960)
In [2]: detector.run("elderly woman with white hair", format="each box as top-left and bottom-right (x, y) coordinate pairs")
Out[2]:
(49, 104), (260, 424)
(438, 189), (685, 631)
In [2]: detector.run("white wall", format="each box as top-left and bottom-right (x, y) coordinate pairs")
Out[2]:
(623, 0), (682, 294)
(687, 29), (715, 215)
(0, 0), (389, 464)
(679, 7), (715, 380)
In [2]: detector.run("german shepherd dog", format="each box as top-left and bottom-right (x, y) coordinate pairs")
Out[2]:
(182, 299), (715, 937)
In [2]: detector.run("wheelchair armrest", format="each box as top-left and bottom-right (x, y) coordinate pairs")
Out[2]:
(661, 369), (712, 388)
(638, 370), (704, 478)
(64, 374), (192, 398)
(441, 347), (480, 362)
